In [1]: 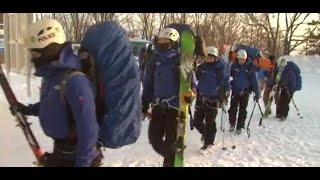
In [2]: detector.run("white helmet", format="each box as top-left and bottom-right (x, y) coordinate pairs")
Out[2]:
(237, 49), (247, 59)
(207, 46), (218, 57)
(158, 28), (180, 42)
(24, 19), (66, 49)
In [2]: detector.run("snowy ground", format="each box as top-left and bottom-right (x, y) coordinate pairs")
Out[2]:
(1, 55), (320, 167)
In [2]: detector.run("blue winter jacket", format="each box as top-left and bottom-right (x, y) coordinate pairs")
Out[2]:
(279, 66), (297, 94)
(230, 60), (260, 97)
(26, 43), (99, 167)
(142, 49), (197, 108)
(257, 69), (266, 81)
(196, 61), (231, 99)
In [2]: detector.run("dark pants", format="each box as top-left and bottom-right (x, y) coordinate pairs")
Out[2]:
(41, 139), (104, 167)
(193, 98), (219, 145)
(148, 105), (178, 167)
(228, 90), (250, 130)
(277, 88), (293, 118)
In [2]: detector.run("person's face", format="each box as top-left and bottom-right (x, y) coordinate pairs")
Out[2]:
(205, 55), (216, 63)
(157, 38), (170, 44)
(156, 38), (172, 52)
(238, 58), (246, 65)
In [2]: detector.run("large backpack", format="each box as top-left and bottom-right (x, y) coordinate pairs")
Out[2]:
(60, 21), (141, 149)
(286, 61), (302, 91)
(235, 44), (261, 60)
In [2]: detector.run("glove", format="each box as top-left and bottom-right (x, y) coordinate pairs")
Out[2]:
(38, 152), (74, 167)
(254, 94), (260, 102)
(9, 102), (29, 116)
(284, 87), (294, 98)
(142, 103), (151, 121)
(181, 90), (196, 105)
(219, 91), (230, 106)
(142, 105), (148, 114)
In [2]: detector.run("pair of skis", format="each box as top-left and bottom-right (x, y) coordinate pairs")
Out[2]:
(0, 65), (43, 165)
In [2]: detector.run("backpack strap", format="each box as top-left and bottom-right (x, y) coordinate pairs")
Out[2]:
(59, 69), (87, 105)
(215, 67), (226, 105)
(215, 68), (223, 89)
(58, 69), (87, 141)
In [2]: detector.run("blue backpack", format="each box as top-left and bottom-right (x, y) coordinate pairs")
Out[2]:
(235, 44), (262, 60)
(61, 21), (141, 149)
(286, 61), (302, 91)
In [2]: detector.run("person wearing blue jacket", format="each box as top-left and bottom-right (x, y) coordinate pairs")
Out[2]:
(10, 19), (103, 167)
(276, 58), (298, 121)
(194, 46), (231, 154)
(142, 27), (197, 167)
(228, 49), (260, 134)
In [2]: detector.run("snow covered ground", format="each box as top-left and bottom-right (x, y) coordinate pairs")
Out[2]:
(1, 55), (320, 167)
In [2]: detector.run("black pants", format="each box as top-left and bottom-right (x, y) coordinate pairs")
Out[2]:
(148, 105), (178, 167)
(228, 90), (250, 130)
(41, 139), (104, 167)
(194, 99), (219, 145)
(277, 88), (293, 118)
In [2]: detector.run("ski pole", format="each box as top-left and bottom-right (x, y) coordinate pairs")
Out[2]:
(246, 101), (257, 138)
(222, 103), (236, 150)
(220, 105), (226, 150)
(189, 105), (194, 130)
(257, 102), (265, 128)
(291, 98), (303, 119)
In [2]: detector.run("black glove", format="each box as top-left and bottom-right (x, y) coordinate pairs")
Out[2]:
(9, 102), (29, 116)
(184, 96), (193, 104)
(38, 152), (74, 167)
(182, 91), (196, 105)
(142, 103), (149, 114)
(254, 94), (260, 102)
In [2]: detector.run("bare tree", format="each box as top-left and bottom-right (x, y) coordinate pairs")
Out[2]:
(91, 13), (116, 24)
(158, 13), (168, 31)
(212, 13), (244, 54)
(117, 13), (139, 36)
(56, 13), (91, 43)
(282, 13), (318, 55)
(246, 13), (282, 56)
(136, 13), (158, 40)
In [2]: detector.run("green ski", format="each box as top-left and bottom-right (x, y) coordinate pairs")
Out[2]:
(174, 31), (195, 167)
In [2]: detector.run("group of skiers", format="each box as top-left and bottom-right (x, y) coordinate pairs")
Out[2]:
(140, 27), (302, 166)
(5, 18), (302, 167)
